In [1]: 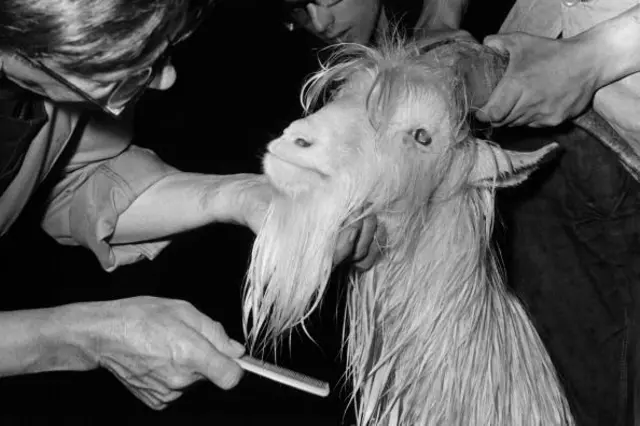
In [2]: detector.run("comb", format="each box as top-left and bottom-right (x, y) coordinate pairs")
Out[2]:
(236, 355), (330, 397)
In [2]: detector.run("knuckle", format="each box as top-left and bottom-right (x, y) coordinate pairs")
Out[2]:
(209, 321), (226, 338)
(166, 374), (191, 389)
(176, 299), (195, 311)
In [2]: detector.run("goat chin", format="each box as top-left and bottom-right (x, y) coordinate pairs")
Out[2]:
(263, 153), (327, 197)
(243, 179), (356, 344)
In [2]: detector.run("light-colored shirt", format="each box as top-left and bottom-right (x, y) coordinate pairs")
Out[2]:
(501, 0), (640, 164)
(0, 100), (179, 271)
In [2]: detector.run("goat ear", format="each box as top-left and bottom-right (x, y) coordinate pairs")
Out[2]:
(469, 139), (560, 188)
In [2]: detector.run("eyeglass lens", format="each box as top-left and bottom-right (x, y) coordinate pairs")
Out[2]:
(107, 67), (154, 109)
(107, 1), (216, 113)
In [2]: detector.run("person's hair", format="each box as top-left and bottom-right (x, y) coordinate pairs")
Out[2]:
(382, 0), (424, 34)
(0, 0), (189, 76)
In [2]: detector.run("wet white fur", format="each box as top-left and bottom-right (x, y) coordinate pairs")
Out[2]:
(244, 35), (574, 425)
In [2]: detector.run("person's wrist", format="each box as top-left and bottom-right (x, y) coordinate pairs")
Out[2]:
(42, 302), (105, 372)
(230, 174), (273, 232)
(202, 173), (269, 230)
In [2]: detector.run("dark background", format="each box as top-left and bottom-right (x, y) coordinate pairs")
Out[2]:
(0, 2), (509, 424)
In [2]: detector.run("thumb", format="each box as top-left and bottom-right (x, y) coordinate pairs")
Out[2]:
(221, 338), (246, 359)
(475, 107), (493, 122)
(196, 319), (248, 386)
(483, 35), (509, 55)
(203, 321), (246, 359)
(200, 344), (245, 390)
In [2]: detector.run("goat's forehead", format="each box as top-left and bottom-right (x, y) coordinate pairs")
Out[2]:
(340, 66), (453, 126)
(348, 64), (448, 91)
(310, 98), (368, 126)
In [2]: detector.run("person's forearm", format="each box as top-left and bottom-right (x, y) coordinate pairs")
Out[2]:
(574, 5), (640, 89)
(0, 306), (96, 377)
(111, 172), (261, 245)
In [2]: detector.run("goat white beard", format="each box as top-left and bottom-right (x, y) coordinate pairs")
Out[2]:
(243, 182), (357, 347)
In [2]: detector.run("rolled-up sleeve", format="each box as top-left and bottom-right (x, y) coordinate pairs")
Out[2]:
(42, 109), (180, 272)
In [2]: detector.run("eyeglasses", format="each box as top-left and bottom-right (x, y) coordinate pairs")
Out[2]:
(16, 0), (215, 118)
(281, 0), (346, 30)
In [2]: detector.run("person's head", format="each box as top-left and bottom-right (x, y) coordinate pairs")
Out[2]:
(281, 0), (384, 45)
(0, 0), (213, 117)
(280, 0), (423, 45)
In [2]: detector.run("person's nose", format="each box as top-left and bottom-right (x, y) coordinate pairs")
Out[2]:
(149, 62), (177, 91)
(307, 4), (334, 34)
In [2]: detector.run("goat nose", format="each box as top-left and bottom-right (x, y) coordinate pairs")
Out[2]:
(294, 138), (313, 148)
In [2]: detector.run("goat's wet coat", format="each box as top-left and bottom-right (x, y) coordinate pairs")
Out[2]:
(244, 36), (575, 426)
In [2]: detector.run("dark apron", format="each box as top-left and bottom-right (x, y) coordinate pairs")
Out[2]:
(494, 119), (640, 426)
(0, 78), (48, 197)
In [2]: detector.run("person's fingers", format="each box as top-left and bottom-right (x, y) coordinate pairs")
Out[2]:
(353, 242), (377, 271)
(352, 214), (377, 262)
(510, 112), (536, 127)
(173, 301), (245, 360)
(154, 389), (183, 404)
(194, 319), (245, 390)
(476, 104), (513, 125)
(136, 385), (184, 407)
(476, 82), (525, 126)
(171, 304), (245, 389)
(333, 220), (359, 265)
(482, 34), (510, 54)
(198, 319), (246, 359)
(136, 390), (167, 411)
(131, 387), (163, 410)
(103, 358), (173, 394)
(108, 367), (168, 410)
(200, 348), (245, 390)
(476, 34), (524, 125)
(355, 222), (387, 271)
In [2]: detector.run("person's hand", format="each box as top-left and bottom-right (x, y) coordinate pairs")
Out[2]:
(475, 32), (601, 127)
(90, 297), (245, 410)
(230, 175), (384, 271)
(333, 208), (385, 271)
(222, 174), (278, 234)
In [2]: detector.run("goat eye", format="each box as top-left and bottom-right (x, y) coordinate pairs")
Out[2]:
(412, 128), (432, 146)
(294, 138), (313, 148)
